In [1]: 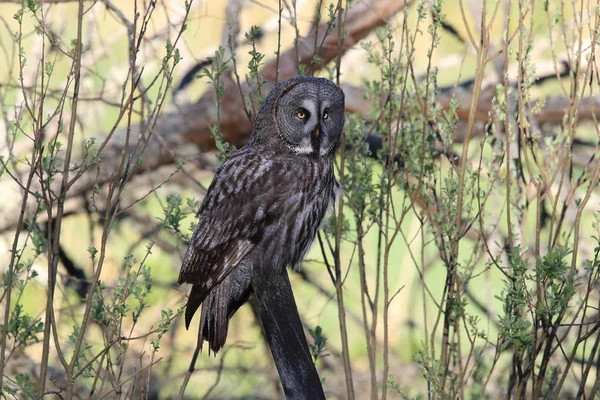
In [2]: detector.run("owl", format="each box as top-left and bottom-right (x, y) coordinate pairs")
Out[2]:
(178, 76), (345, 354)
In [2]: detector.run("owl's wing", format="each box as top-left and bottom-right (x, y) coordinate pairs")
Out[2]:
(178, 150), (285, 327)
(180, 238), (255, 329)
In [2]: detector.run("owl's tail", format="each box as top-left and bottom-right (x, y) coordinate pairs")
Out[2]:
(193, 263), (252, 355)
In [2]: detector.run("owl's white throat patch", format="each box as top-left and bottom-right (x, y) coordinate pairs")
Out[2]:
(292, 137), (314, 155)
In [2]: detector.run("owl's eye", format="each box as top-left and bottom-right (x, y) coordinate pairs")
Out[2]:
(323, 108), (330, 120)
(296, 109), (308, 119)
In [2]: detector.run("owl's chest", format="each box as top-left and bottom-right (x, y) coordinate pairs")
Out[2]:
(287, 161), (337, 220)
(285, 176), (337, 260)
(256, 160), (336, 268)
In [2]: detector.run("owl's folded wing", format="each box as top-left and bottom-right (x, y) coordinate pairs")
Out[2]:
(179, 234), (255, 329)
(177, 151), (287, 327)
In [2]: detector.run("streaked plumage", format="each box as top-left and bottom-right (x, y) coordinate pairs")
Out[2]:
(178, 76), (345, 353)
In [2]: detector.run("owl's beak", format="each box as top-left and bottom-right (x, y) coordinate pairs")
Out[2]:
(313, 127), (320, 138)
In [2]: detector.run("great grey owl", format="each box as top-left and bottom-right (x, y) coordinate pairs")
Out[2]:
(178, 76), (345, 354)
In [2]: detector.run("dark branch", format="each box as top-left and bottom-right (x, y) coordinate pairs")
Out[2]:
(251, 270), (325, 400)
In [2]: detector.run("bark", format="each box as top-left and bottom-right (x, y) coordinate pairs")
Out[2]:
(251, 270), (326, 400)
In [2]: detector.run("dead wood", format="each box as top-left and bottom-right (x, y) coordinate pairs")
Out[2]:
(0, 0), (409, 233)
(1, 0), (598, 234)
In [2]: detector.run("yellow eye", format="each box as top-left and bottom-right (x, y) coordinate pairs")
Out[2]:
(296, 111), (306, 119)
(323, 112), (329, 120)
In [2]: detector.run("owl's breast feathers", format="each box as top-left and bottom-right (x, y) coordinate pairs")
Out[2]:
(178, 147), (337, 328)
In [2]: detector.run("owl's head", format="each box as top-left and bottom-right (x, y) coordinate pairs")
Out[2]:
(251, 76), (345, 157)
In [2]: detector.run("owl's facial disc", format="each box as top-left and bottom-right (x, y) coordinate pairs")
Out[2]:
(275, 78), (345, 156)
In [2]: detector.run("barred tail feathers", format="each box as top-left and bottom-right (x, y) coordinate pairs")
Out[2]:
(192, 263), (253, 354)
